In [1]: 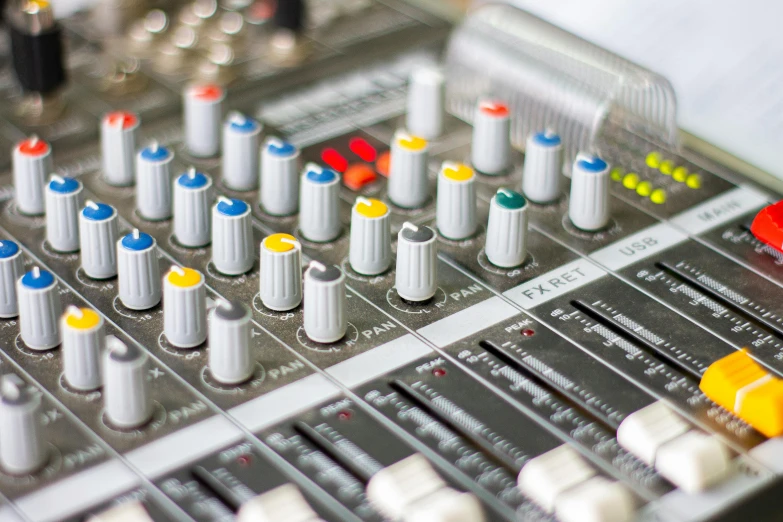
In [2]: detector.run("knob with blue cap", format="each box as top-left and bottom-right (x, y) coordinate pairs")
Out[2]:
(299, 164), (341, 243)
(522, 130), (563, 204)
(0, 240), (24, 318)
(79, 201), (119, 279)
(136, 142), (173, 221)
(17, 267), (62, 350)
(117, 229), (161, 310)
(212, 197), (253, 275)
(174, 168), (213, 248)
(260, 137), (300, 216)
(222, 113), (262, 191)
(45, 175), (82, 253)
(568, 153), (611, 231)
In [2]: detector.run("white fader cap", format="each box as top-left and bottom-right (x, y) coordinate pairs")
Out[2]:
(521, 130), (563, 204)
(12, 136), (52, 216)
(0, 374), (46, 475)
(79, 201), (120, 279)
(17, 267), (62, 350)
(61, 306), (105, 391)
(45, 175), (82, 253)
(222, 112), (262, 191)
(406, 66), (444, 140)
(387, 131), (429, 209)
(163, 266), (207, 348)
(436, 162), (477, 240)
(103, 336), (152, 429)
(174, 169), (213, 248)
(471, 100), (511, 175)
(237, 484), (324, 522)
(349, 197), (391, 276)
(395, 223), (437, 303)
(260, 233), (302, 311)
(303, 262), (346, 344)
(260, 137), (300, 216)
(485, 188), (528, 268)
(117, 230), (162, 310)
(101, 111), (139, 187)
(211, 197), (253, 276)
(136, 142), (174, 221)
(0, 240), (24, 318)
(568, 153), (611, 232)
(209, 300), (253, 385)
(184, 83), (224, 158)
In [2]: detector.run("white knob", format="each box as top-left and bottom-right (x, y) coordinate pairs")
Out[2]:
(303, 262), (346, 344)
(212, 197), (253, 276)
(522, 131), (563, 204)
(0, 374), (45, 475)
(299, 164), (341, 243)
(471, 100), (511, 175)
(436, 162), (477, 240)
(260, 137), (300, 216)
(0, 240), (24, 318)
(568, 153), (611, 232)
(222, 112), (262, 191)
(387, 131), (429, 209)
(117, 230), (161, 310)
(260, 233), (302, 311)
(136, 143), (174, 221)
(395, 223), (437, 302)
(163, 266), (207, 348)
(103, 336), (152, 429)
(209, 300), (253, 385)
(237, 484), (323, 522)
(45, 175), (82, 253)
(61, 306), (104, 391)
(406, 66), (444, 140)
(174, 168), (213, 248)
(101, 111), (139, 187)
(79, 201), (119, 279)
(12, 136), (52, 216)
(485, 189), (528, 268)
(350, 197), (391, 276)
(184, 83), (224, 158)
(17, 267), (62, 350)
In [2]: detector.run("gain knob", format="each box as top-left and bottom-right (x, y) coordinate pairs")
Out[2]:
(0, 241), (24, 318)
(471, 100), (511, 176)
(45, 175), (82, 253)
(13, 136), (52, 216)
(79, 201), (119, 279)
(101, 111), (139, 187)
(303, 262), (346, 344)
(387, 131), (429, 209)
(299, 164), (341, 243)
(260, 137), (300, 216)
(61, 306), (105, 391)
(436, 162), (477, 240)
(174, 169), (213, 248)
(163, 266), (207, 348)
(136, 142), (174, 221)
(485, 189), (528, 268)
(209, 300), (253, 385)
(17, 267), (62, 350)
(103, 336), (152, 429)
(568, 153), (611, 232)
(117, 230), (161, 310)
(222, 112), (262, 191)
(0, 374), (46, 475)
(349, 197), (391, 276)
(406, 66), (444, 140)
(184, 83), (224, 158)
(522, 131), (563, 204)
(395, 223), (437, 302)
(260, 233), (302, 311)
(212, 197), (253, 276)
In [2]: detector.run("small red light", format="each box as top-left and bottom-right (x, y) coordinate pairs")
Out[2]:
(321, 148), (348, 173)
(344, 164), (377, 191)
(432, 368), (447, 377)
(521, 329), (535, 337)
(349, 137), (377, 162)
(375, 151), (390, 177)
(237, 454), (252, 466)
(337, 410), (352, 421)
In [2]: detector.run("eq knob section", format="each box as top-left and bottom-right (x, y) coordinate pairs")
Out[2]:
(436, 162), (477, 240)
(17, 267), (62, 350)
(568, 153), (611, 232)
(387, 131), (429, 209)
(485, 188), (528, 268)
(521, 131), (563, 204)
(163, 266), (207, 348)
(0, 375), (46, 475)
(212, 198), (253, 276)
(209, 300), (253, 385)
(260, 137), (300, 216)
(103, 337), (152, 429)
(259, 233), (302, 311)
(174, 169), (213, 248)
(79, 201), (119, 279)
(61, 306), (104, 391)
(471, 100), (511, 176)
(396, 223), (437, 302)
(299, 164), (341, 243)
(136, 143), (174, 221)
(117, 230), (161, 310)
(101, 111), (139, 187)
(222, 113), (262, 191)
(350, 197), (391, 276)
(406, 66), (444, 140)
(45, 175), (82, 253)
(303, 262), (346, 344)
(184, 83), (224, 158)
(13, 136), (52, 216)
(0, 241), (24, 318)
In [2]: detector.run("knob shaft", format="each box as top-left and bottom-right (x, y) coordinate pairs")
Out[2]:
(13, 136), (52, 216)
(209, 300), (253, 385)
(184, 84), (224, 158)
(387, 131), (429, 209)
(406, 66), (444, 140)
(222, 113), (262, 191)
(136, 143), (174, 221)
(260, 233), (302, 311)
(174, 169), (213, 248)
(485, 189), (528, 268)
(17, 267), (61, 350)
(103, 337), (152, 429)
(471, 100), (511, 175)
(395, 223), (437, 302)
(522, 131), (563, 204)
(0, 241), (24, 318)
(568, 154), (611, 232)
(101, 111), (139, 187)
(260, 138), (300, 216)
(61, 306), (104, 391)
(436, 162), (477, 240)
(350, 197), (391, 276)
(303, 262), (346, 344)
(45, 175), (82, 253)
(299, 164), (341, 243)
(117, 230), (161, 310)
(212, 198), (253, 276)
(79, 201), (119, 279)
(0, 375), (46, 475)
(163, 266), (207, 348)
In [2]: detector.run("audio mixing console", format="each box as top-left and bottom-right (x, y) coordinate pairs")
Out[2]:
(0, 0), (782, 521)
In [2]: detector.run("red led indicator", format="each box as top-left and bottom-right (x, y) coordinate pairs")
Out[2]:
(375, 151), (390, 177)
(480, 101), (509, 118)
(344, 164), (377, 191)
(236, 454), (252, 466)
(349, 137), (377, 162)
(321, 148), (348, 173)
(18, 137), (49, 157)
(191, 85), (224, 101)
(521, 329), (535, 337)
(105, 111), (138, 129)
(337, 410), (352, 421)
(432, 368), (447, 377)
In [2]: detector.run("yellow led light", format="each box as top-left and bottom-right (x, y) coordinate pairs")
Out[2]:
(167, 267), (202, 288)
(645, 152), (662, 169)
(636, 181), (653, 197)
(673, 166), (689, 183)
(659, 160), (674, 175)
(396, 134), (427, 152)
(610, 167), (624, 182)
(622, 173), (640, 190)
(686, 173), (702, 189)
(263, 233), (297, 253)
(65, 308), (101, 330)
(355, 198), (388, 218)
(650, 189), (667, 204)
(442, 162), (474, 182)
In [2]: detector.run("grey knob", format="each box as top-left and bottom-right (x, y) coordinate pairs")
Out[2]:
(299, 164), (341, 243)
(103, 337), (152, 429)
(0, 240), (24, 318)
(387, 131), (429, 209)
(222, 112), (262, 191)
(485, 189), (528, 268)
(406, 66), (444, 140)
(471, 100), (511, 175)
(184, 83), (224, 158)
(136, 143), (174, 221)
(303, 262), (346, 344)
(17, 267), (62, 350)
(45, 175), (83, 253)
(101, 111), (139, 187)
(12, 136), (52, 216)
(79, 201), (119, 279)
(260, 137), (300, 216)
(568, 153), (611, 232)
(61, 306), (105, 391)
(117, 230), (161, 310)
(163, 266), (207, 348)
(0, 375), (46, 475)
(209, 300), (253, 385)
(349, 197), (391, 276)
(259, 233), (302, 311)
(522, 131), (563, 204)
(174, 169), (213, 248)
(212, 197), (253, 276)
(436, 162), (477, 240)
(395, 223), (437, 302)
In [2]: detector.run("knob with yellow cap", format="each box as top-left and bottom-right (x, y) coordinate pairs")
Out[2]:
(61, 306), (104, 391)
(259, 233), (302, 311)
(436, 162), (477, 240)
(163, 266), (206, 348)
(387, 131), (429, 209)
(349, 197), (391, 276)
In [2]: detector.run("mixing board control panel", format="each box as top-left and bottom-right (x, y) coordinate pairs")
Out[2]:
(0, 0), (782, 521)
